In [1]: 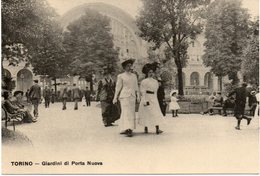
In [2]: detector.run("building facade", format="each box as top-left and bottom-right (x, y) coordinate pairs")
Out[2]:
(3, 2), (225, 94)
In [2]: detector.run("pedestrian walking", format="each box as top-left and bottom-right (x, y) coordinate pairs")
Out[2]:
(51, 89), (55, 104)
(60, 83), (69, 110)
(85, 87), (91, 107)
(43, 86), (51, 108)
(29, 80), (41, 118)
(138, 63), (163, 134)
(113, 58), (140, 137)
(96, 66), (120, 127)
(169, 91), (180, 117)
(229, 82), (251, 130)
(25, 89), (30, 103)
(72, 84), (81, 110)
(248, 91), (257, 116)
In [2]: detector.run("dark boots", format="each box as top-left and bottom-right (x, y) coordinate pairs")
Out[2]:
(126, 129), (133, 137)
(156, 125), (163, 134)
(172, 110), (178, 117)
(144, 127), (148, 133)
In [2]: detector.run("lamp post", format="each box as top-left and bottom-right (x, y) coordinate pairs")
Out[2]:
(20, 73), (24, 92)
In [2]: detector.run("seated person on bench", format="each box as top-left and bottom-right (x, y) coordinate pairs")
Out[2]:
(2, 91), (24, 122)
(11, 91), (37, 123)
(2, 91), (36, 123)
(202, 92), (223, 115)
(222, 95), (236, 116)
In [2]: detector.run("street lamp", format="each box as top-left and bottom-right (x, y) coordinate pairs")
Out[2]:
(20, 73), (24, 92)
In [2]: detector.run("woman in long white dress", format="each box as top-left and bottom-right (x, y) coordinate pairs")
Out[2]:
(113, 58), (140, 137)
(138, 63), (163, 134)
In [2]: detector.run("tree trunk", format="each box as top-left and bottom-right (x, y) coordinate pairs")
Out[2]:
(90, 78), (93, 92)
(54, 77), (57, 95)
(177, 67), (184, 96)
(218, 76), (222, 91)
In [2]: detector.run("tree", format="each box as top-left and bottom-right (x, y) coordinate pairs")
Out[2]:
(29, 20), (69, 93)
(63, 9), (119, 91)
(241, 18), (259, 85)
(2, 0), (57, 47)
(2, 0), (59, 91)
(202, 0), (250, 90)
(136, 0), (209, 95)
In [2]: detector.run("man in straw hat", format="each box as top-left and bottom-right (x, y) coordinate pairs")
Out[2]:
(113, 58), (140, 137)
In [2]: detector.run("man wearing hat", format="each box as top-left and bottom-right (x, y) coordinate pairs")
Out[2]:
(43, 86), (51, 108)
(85, 87), (92, 107)
(229, 82), (251, 130)
(60, 83), (69, 110)
(113, 59), (140, 137)
(29, 80), (41, 118)
(72, 83), (81, 110)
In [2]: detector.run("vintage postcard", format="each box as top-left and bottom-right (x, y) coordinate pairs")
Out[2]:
(1, 0), (259, 174)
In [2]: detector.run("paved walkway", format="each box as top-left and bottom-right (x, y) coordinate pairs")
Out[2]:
(2, 102), (259, 174)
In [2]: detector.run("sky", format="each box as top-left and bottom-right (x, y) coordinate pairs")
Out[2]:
(47, 0), (259, 18)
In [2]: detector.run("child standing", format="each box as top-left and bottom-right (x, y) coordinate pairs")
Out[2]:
(169, 92), (180, 117)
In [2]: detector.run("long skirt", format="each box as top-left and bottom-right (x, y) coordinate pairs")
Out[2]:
(101, 101), (120, 125)
(138, 94), (162, 128)
(119, 96), (136, 131)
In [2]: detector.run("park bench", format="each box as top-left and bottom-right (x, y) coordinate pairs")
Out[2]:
(210, 106), (251, 116)
(1, 102), (23, 131)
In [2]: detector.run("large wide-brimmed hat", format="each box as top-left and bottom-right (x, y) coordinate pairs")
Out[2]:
(142, 63), (156, 75)
(121, 58), (135, 68)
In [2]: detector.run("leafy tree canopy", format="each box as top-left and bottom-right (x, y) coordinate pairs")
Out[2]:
(30, 20), (69, 79)
(202, 0), (250, 85)
(63, 9), (119, 78)
(136, 0), (210, 95)
(241, 18), (259, 85)
(2, 0), (58, 65)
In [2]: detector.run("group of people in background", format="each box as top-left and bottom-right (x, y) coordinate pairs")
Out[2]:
(2, 80), (41, 123)
(2, 59), (259, 133)
(201, 82), (259, 130)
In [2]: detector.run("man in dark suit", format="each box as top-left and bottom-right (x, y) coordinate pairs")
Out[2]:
(60, 83), (69, 110)
(229, 82), (251, 130)
(29, 80), (41, 117)
(85, 87), (91, 107)
(72, 83), (81, 110)
(43, 86), (51, 108)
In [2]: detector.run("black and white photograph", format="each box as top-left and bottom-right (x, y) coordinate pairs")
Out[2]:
(1, 0), (259, 174)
